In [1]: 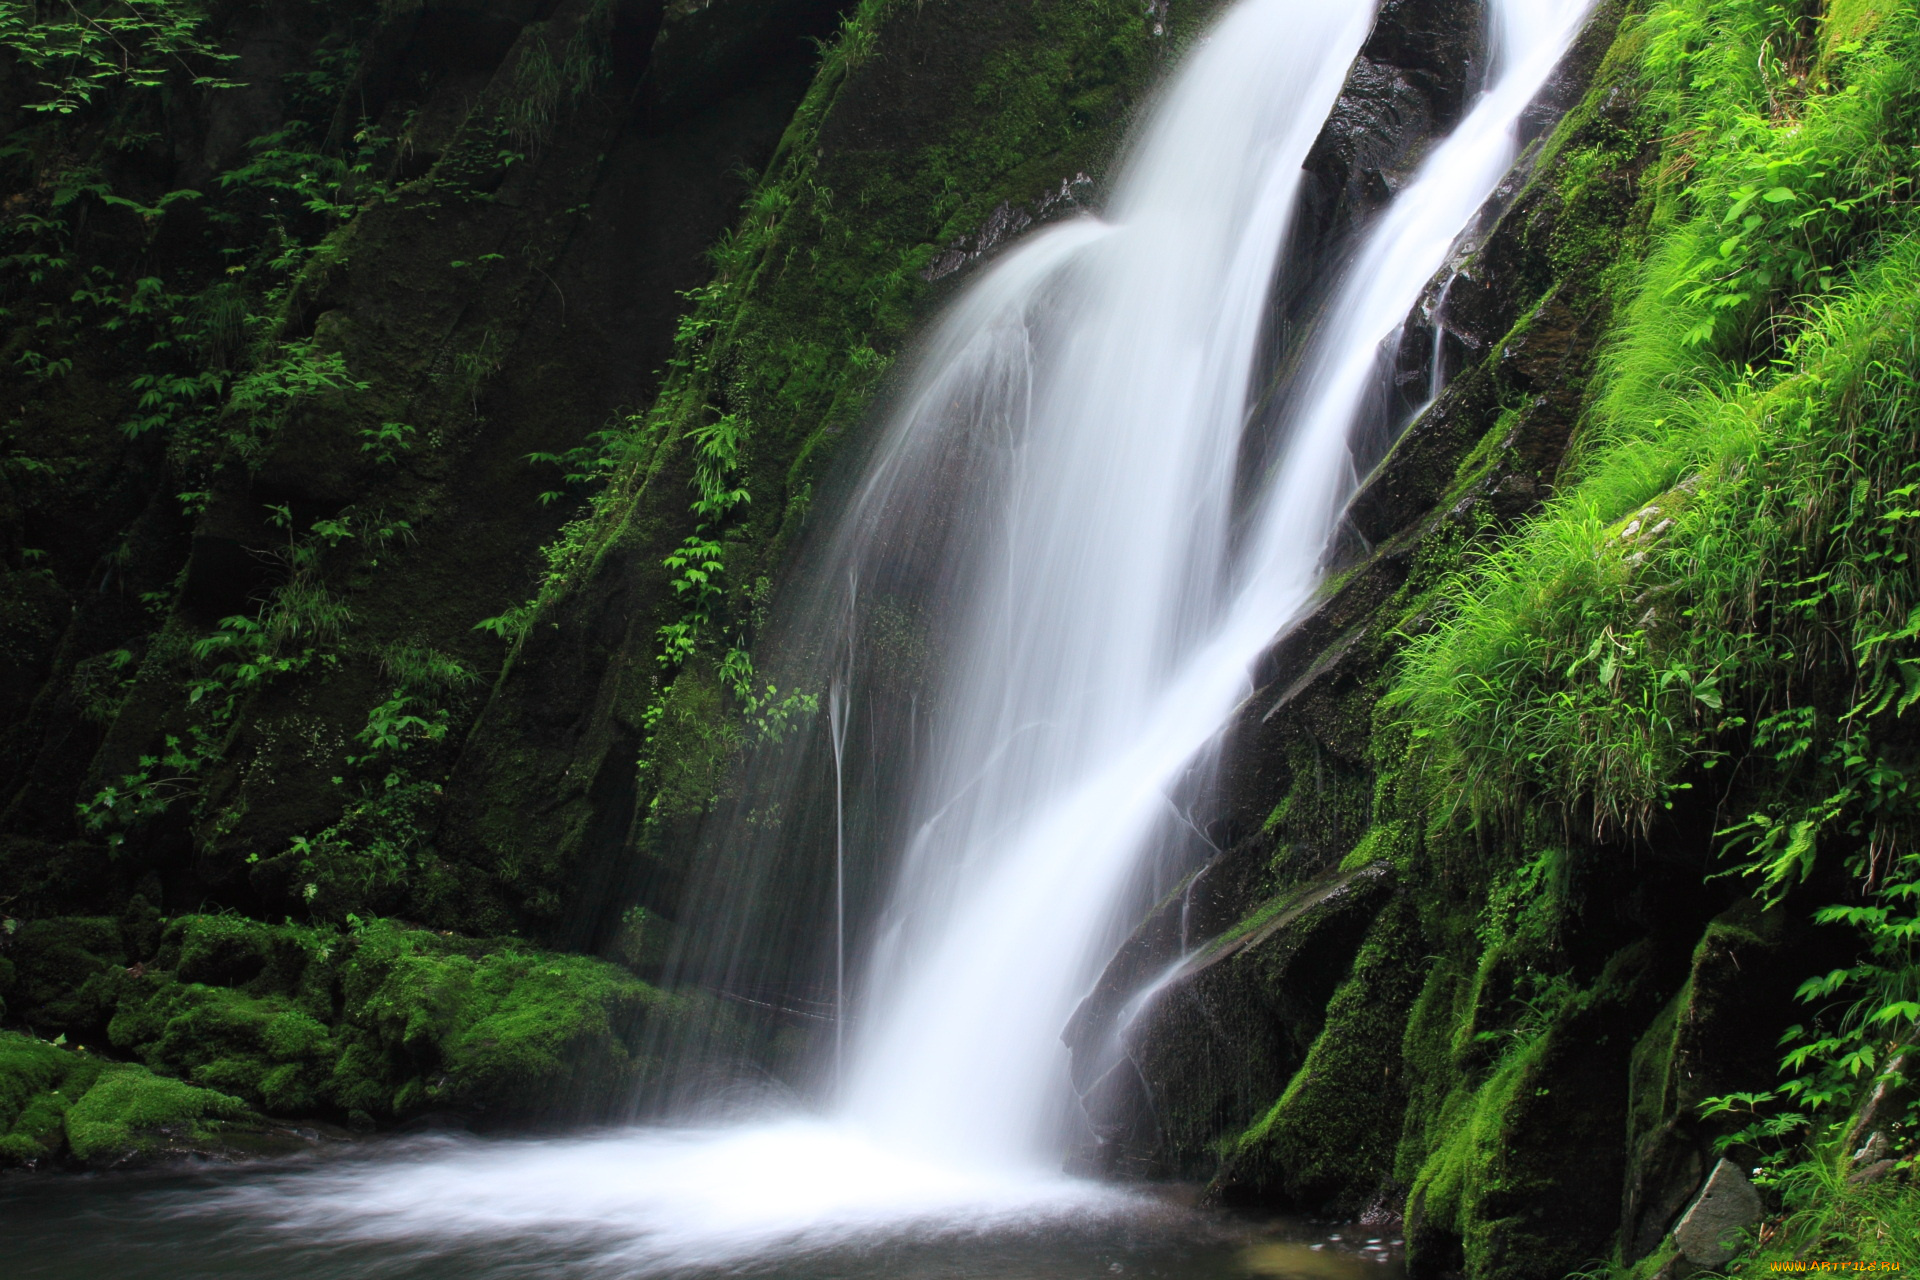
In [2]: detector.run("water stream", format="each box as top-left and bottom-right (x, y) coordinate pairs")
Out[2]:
(9, 0), (1589, 1271)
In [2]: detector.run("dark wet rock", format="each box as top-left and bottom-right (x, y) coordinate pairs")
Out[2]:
(1303, 0), (1489, 237)
(1266, 0), (1487, 357)
(643, 0), (851, 123)
(1206, 897), (1424, 1216)
(1619, 899), (1823, 1263)
(1843, 1052), (1915, 1172)
(1064, 861), (1394, 1180)
(922, 173), (1095, 282)
(1344, 0), (1648, 552)
(1405, 945), (1674, 1280)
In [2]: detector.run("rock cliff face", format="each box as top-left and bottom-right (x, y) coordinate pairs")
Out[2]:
(2, 0), (1915, 1274)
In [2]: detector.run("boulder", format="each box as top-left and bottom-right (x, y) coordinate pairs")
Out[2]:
(1672, 1159), (1763, 1268)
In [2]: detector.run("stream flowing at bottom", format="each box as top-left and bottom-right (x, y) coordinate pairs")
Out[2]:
(4, 1127), (1408, 1280)
(6, 0), (1589, 1271)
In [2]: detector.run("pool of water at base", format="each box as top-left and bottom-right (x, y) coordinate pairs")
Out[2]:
(2, 1124), (1407, 1280)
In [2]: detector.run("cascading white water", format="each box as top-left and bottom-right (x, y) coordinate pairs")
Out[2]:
(837, 0), (1591, 1168)
(833, 0), (1379, 1167)
(152, 0), (1593, 1265)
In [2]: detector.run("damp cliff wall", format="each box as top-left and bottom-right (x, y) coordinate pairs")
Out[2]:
(1067, 0), (1920, 1275)
(0, 0), (1239, 1161)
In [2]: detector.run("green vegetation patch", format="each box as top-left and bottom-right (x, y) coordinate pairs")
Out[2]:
(62, 1060), (251, 1166)
(0, 1029), (257, 1168)
(492, 0), (1200, 855)
(2, 912), (685, 1136)
(0, 1031), (101, 1163)
(1382, 0), (1920, 1268)
(1218, 900), (1425, 1214)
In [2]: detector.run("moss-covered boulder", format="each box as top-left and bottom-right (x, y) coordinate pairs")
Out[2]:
(62, 1061), (256, 1168)
(0, 1031), (99, 1164)
(0, 1030), (272, 1169)
(332, 918), (686, 1116)
(3, 911), (689, 1139)
(1, 916), (126, 1036)
(1404, 945), (1667, 1280)
(1619, 900), (1827, 1261)
(1070, 861), (1396, 1179)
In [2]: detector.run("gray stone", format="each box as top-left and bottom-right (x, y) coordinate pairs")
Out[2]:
(1672, 1159), (1763, 1267)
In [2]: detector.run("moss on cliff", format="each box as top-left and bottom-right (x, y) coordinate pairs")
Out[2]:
(448, 0), (1226, 930)
(1371, 0), (1920, 1270)
(1088, 3), (1920, 1272)
(1215, 897), (1425, 1214)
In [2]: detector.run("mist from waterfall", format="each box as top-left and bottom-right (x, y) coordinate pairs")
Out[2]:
(141, 0), (1595, 1266)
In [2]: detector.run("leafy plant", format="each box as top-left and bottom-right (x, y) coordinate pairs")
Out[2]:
(0, 0), (241, 115)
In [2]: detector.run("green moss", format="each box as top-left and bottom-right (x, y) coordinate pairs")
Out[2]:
(117, 982), (338, 1113)
(163, 912), (338, 1000)
(1407, 1035), (1541, 1276)
(1396, 955), (1478, 1187)
(0, 916), (126, 1031)
(649, 660), (742, 822)
(1406, 951), (1647, 1280)
(1260, 734), (1375, 875)
(0, 1031), (105, 1164)
(1823, 0), (1891, 59)
(63, 1061), (252, 1166)
(6, 911), (685, 1128)
(337, 918), (682, 1113)
(1218, 900), (1425, 1213)
(1207, 862), (1382, 955)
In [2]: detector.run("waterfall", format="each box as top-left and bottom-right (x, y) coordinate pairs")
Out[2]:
(166, 0), (1594, 1265)
(826, 0), (1378, 1167)
(819, 0), (1591, 1168)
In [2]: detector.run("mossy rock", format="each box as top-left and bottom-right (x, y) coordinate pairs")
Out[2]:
(0, 1031), (102, 1165)
(1620, 899), (1818, 1262)
(1212, 897), (1426, 1214)
(0, 916), (126, 1035)
(1405, 944), (1666, 1280)
(1098, 862), (1396, 1179)
(338, 920), (681, 1115)
(0, 1030), (268, 1169)
(5, 911), (686, 1132)
(161, 913), (336, 995)
(62, 1061), (256, 1168)
(114, 981), (338, 1114)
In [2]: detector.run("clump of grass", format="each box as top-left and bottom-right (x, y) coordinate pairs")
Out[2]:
(1733, 1139), (1920, 1274)
(1391, 0), (1920, 843)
